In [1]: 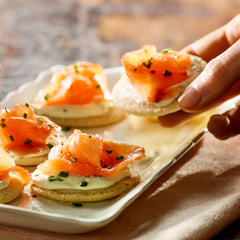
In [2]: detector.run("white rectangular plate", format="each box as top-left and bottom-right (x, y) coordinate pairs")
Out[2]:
(0, 66), (235, 233)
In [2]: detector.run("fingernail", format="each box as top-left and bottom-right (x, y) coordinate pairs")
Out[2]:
(178, 87), (202, 110)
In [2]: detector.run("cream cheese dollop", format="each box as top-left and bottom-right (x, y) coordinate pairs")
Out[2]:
(33, 101), (112, 119)
(32, 169), (131, 191)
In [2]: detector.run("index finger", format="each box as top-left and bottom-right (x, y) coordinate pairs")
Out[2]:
(182, 14), (240, 61)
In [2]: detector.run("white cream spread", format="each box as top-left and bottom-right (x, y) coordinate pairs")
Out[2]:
(32, 169), (131, 191)
(33, 101), (112, 118)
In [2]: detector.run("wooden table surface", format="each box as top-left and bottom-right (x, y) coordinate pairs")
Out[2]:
(0, 0), (240, 239)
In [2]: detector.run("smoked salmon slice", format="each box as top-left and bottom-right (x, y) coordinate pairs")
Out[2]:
(122, 45), (192, 102)
(33, 61), (112, 108)
(0, 104), (60, 154)
(0, 149), (31, 184)
(38, 129), (145, 178)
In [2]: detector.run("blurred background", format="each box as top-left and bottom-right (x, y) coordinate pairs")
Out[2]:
(0, 1), (240, 238)
(0, 0), (240, 99)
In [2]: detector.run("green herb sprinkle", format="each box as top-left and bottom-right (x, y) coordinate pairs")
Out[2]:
(24, 138), (32, 144)
(9, 135), (14, 141)
(37, 119), (45, 123)
(47, 143), (54, 149)
(70, 157), (77, 162)
(58, 171), (69, 178)
(116, 155), (124, 160)
(44, 94), (49, 100)
(80, 181), (88, 187)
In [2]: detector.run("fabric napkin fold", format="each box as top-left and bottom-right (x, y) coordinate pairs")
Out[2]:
(1, 132), (240, 240)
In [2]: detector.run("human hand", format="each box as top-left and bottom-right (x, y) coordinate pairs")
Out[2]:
(158, 14), (240, 139)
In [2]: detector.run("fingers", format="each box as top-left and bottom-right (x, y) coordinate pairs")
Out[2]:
(158, 15), (240, 128)
(178, 38), (240, 112)
(182, 14), (240, 61)
(179, 14), (240, 112)
(208, 101), (240, 140)
(182, 26), (229, 62)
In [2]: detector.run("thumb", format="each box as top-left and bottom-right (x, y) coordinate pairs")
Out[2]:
(178, 39), (240, 112)
(207, 101), (240, 140)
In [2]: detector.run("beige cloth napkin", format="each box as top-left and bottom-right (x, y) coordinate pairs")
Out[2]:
(0, 132), (240, 240)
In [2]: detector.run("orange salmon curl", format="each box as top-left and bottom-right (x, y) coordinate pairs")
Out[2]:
(0, 151), (31, 184)
(0, 104), (60, 154)
(34, 61), (112, 108)
(38, 129), (145, 178)
(122, 45), (192, 102)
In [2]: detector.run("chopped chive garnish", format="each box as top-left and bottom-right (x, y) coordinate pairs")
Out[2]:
(74, 64), (79, 73)
(48, 176), (56, 182)
(44, 94), (49, 100)
(58, 171), (69, 177)
(150, 70), (156, 74)
(48, 176), (63, 182)
(96, 84), (100, 89)
(25, 103), (29, 107)
(80, 181), (88, 187)
(1, 122), (6, 128)
(72, 202), (82, 207)
(163, 70), (172, 77)
(23, 113), (27, 118)
(116, 155), (124, 160)
(47, 143), (54, 149)
(133, 67), (137, 72)
(9, 135), (14, 141)
(160, 48), (172, 54)
(24, 138), (32, 144)
(4, 107), (9, 113)
(106, 149), (113, 154)
(107, 166), (112, 169)
(142, 57), (153, 69)
(37, 119), (45, 123)
(70, 157), (77, 162)
(62, 126), (71, 131)
(2, 118), (5, 122)
(48, 124), (54, 128)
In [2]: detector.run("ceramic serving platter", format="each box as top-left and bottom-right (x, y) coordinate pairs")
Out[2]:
(0, 66), (235, 233)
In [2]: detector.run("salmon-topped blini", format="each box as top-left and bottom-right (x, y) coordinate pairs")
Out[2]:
(0, 148), (31, 203)
(32, 61), (125, 128)
(112, 45), (206, 117)
(0, 104), (65, 166)
(31, 129), (145, 202)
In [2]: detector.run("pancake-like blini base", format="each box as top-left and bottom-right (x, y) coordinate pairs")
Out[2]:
(112, 55), (206, 117)
(37, 106), (126, 128)
(14, 154), (48, 166)
(0, 175), (24, 204)
(8, 132), (65, 166)
(31, 171), (140, 202)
